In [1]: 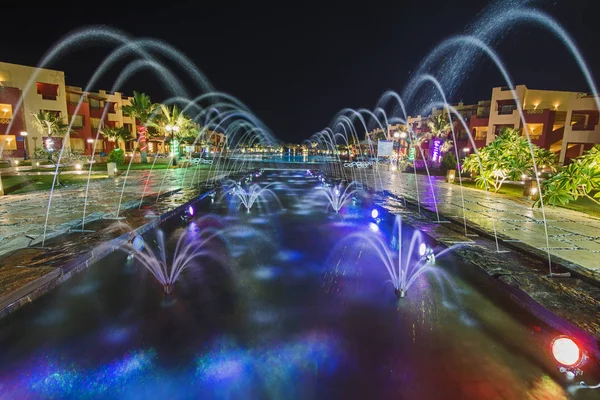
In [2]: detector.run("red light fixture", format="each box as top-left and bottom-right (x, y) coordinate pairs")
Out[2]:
(551, 336), (583, 367)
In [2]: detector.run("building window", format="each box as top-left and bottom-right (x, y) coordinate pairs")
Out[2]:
(36, 82), (59, 100)
(0, 135), (17, 150)
(90, 118), (101, 129)
(70, 138), (85, 151)
(42, 110), (61, 117)
(0, 104), (13, 123)
(67, 92), (82, 104)
(70, 114), (84, 128)
(494, 125), (513, 135)
(124, 123), (132, 133)
(89, 98), (102, 109)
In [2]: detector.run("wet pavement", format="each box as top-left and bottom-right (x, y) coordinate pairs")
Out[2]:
(0, 170), (598, 399)
(0, 168), (229, 257)
(350, 169), (600, 275)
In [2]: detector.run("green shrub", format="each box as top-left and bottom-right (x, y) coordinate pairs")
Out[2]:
(440, 152), (457, 172)
(108, 148), (125, 165)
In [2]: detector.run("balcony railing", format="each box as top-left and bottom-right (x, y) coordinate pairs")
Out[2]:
(526, 109), (544, 114)
(497, 107), (517, 115)
(571, 124), (598, 131)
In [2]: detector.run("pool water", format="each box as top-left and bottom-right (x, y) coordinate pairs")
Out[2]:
(0, 170), (596, 399)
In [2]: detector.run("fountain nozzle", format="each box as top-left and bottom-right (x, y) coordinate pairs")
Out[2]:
(395, 288), (406, 299)
(163, 284), (173, 295)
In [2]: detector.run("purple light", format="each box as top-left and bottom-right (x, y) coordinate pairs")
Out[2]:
(371, 209), (379, 219)
(431, 138), (441, 163)
(188, 206), (194, 216)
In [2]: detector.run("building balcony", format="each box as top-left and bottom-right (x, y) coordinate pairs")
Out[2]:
(497, 107), (517, 115)
(571, 124), (598, 131)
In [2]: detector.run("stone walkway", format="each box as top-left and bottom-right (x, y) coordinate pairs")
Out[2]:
(0, 168), (228, 257)
(350, 169), (600, 272)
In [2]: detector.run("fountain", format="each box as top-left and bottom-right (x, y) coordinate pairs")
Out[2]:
(124, 225), (225, 295)
(230, 182), (281, 213)
(335, 215), (452, 299)
(320, 182), (356, 213)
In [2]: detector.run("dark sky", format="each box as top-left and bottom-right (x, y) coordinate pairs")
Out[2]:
(2, 0), (599, 142)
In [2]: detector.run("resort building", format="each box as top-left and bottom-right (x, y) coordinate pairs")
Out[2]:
(0, 61), (68, 159)
(66, 86), (139, 155)
(486, 85), (599, 164)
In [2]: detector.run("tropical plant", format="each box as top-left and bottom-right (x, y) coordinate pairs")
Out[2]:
(101, 126), (133, 149)
(159, 105), (200, 164)
(108, 148), (125, 165)
(36, 147), (86, 185)
(121, 92), (158, 163)
(535, 145), (600, 207)
(462, 127), (557, 192)
(426, 114), (451, 140)
(440, 152), (457, 172)
(31, 111), (68, 138)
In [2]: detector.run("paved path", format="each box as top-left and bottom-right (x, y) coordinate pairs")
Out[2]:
(0, 168), (228, 257)
(348, 169), (600, 272)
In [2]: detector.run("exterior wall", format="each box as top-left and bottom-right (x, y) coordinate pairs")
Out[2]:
(486, 85), (527, 143)
(0, 86), (27, 157)
(486, 85), (594, 165)
(560, 93), (600, 164)
(65, 87), (93, 154)
(0, 62), (68, 156)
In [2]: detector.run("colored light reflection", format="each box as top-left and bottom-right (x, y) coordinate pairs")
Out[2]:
(368, 222), (379, 232)
(24, 350), (156, 398)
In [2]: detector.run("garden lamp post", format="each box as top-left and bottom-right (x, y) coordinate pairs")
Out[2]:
(20, 131), (28, 160)
(87, 138), (94, 157)
(165, 124), (180, 166)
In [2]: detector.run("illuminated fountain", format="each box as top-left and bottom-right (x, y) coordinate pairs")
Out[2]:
(321, 182), (356, 213)
(125, 226), (224, 295)
(231, 183), (281, 213)
(335, 215), (452, 299)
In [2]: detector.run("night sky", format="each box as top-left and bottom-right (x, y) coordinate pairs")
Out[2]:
(2, 0), (599, 142)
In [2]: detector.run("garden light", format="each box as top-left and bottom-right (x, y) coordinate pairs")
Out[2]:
(419, 243), (427, 257)
(552, 336), (583, 368)
(188, 205), (194, 216)
(371, 209), (379, 219)
(132, 235), (145, 252)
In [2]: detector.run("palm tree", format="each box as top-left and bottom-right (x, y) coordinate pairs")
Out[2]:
(159, 104), (194, 165)
(122, 92), (158, 163)
(101, 126), (133, 150)
(426, 114), (451, 139)
(426, 114), (453, 164)
(31, 111), (68, 160)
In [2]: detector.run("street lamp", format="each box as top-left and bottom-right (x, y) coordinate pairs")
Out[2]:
(87, 138), (94, 157)
(20, 131), (28, 160)
(165, 124), (180, 166)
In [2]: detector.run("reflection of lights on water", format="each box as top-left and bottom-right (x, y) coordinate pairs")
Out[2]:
(368, 222), (379, 232)
(27, 350), (157, 397)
